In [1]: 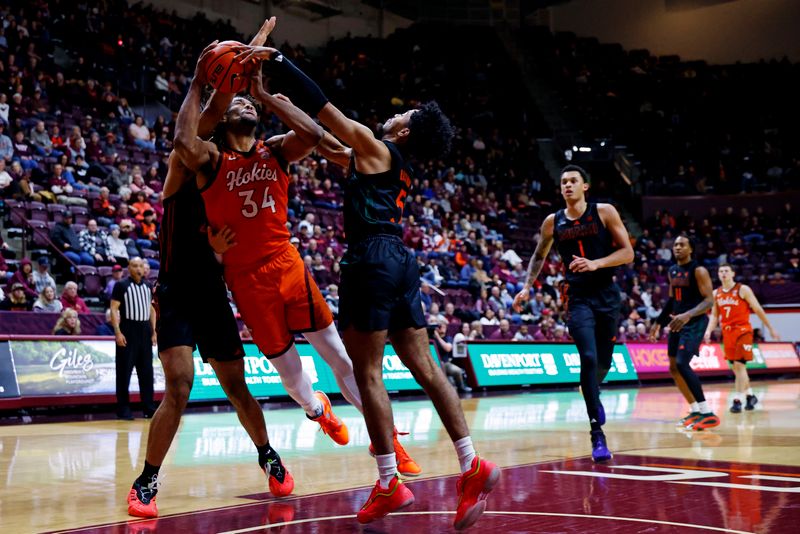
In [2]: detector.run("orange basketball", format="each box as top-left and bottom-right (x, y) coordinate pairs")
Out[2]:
(204, 41), (253, 93)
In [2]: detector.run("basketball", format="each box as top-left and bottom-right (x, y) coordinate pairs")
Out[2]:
(204, 40), (252, 93)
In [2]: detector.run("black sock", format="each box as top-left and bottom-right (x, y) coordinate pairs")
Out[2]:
(257, 443), (286, 483)
(136, 461), (160, 486)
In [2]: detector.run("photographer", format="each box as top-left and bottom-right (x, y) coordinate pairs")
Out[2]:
(430, 320), (472, 393)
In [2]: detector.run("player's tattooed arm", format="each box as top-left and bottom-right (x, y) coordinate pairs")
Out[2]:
(174, 42), (221, 175)
(512, 214), (555, 312)
(740, 284), (780, 340)
(669, 266), (714, 332)
(198, 17), (276, 139)
(315, 131), (352, 168)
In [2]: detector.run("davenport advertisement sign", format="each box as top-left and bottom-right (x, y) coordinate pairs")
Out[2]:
(466, 343), (638, 387)
(9, 340), (165, 396)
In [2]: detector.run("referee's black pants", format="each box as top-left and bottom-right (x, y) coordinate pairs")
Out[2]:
(116, 320), (155, 415)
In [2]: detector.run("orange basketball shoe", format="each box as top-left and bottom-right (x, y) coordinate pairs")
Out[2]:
(309, 391), (349, 445)
(369, 429), (422, 477)
(454, 457), (501, 530)
(357, 475), (415, 524)
(264, 458), (295, 497)
(127, 477), (159, 518)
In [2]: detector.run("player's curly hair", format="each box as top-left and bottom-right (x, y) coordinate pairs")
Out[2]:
(405, 101), (454, 161)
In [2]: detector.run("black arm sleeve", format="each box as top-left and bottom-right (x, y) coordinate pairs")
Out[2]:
(656, 298), (675, 327)
(262, 53), (329, 117)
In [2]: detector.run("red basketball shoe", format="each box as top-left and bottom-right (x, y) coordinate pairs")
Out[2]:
(357, 475), (415, 524)
(454, 457), (501, 530)
(309, 391), (349, 445)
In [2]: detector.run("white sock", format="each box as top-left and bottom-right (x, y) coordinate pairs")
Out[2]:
(690, 402), (700, 412)
(746, 388), (754, 396)
(304, 324), (364, 413)
(376, 453), (397, 488)
(698, 401), (710, 413)
(271, 346), (323, 417)
(732, 392), (742, 402)
(454, 436), (476, 473)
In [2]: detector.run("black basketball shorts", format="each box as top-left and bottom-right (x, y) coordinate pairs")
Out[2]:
(154, 276), (244, 362)
(339, 235), (427, 332)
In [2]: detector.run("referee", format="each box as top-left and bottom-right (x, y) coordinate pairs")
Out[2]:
(111, 257), (157, 420)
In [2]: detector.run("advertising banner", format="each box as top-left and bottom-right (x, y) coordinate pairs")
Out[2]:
(628, 342), (799, 375)
(0, 341), (20, 398)
(466, 343), (638, 387)
(9, 340), (165, 396)
(754, 343), (800, 369)
(188, 343), (440, 401)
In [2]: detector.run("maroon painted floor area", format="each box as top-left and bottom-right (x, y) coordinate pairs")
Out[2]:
(53, 455), (800, 533)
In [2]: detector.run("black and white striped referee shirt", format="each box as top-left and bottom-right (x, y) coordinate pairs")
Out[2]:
(111, 278), (152, 322)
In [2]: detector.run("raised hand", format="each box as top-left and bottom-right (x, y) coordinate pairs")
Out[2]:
(193, 40), (220, 84)
(512, 287), (531, 313)
(233, 45), (279, 65)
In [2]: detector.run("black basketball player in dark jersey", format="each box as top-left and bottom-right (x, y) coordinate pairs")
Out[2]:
(232, 44), (500, 529)
(513, 165), (634, 462)
(649, 235), (720, 430)
(127, 19), (294, 519)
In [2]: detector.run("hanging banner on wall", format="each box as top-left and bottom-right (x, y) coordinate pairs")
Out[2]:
(466, 343), (638, 387)
(8, 340), (165, 396)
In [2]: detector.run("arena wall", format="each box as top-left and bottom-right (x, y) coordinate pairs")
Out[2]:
(546, 0), (800, 63)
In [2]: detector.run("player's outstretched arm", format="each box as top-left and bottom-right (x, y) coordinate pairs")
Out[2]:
(233, 45), (388, 164)
(316, 131), (352, 168)
(174, 42), (220, 174)
(740, 285), (780, 340)
(250, 79), (323, 162)
(198, 17), (277, 139)
(512, 214), (555, 312)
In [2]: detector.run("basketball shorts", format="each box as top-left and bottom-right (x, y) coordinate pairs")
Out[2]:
(667, 316), (709, 360)
(723, 325), (754, 362)
(154, 276), (244, 362)
(339, 234), (427, 333)
(226, 244), (332, 358)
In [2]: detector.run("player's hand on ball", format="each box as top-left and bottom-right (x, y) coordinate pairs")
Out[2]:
(193, 40), (219, 84)
(569, 255), (598, 272)
(208, 225), (238, 255)
(233, 45), (279, 65)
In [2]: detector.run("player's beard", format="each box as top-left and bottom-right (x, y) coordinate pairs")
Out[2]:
(228, 116), (258, 136)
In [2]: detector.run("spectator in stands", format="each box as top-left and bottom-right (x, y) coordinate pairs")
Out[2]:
(297, 213), (315, 238)
(452, 322), (471, 359)
(489, 319), (514, 340)
(131, 191), (153, 222)
(128, 116), (155, 151)
(52, 308), (81, 335)
(109, 161), (132, 196)
(0, 254), (7, 283)
(139, 210), (159, 245)
(29, 120), (58, 157)
(130, 171), (155, 197)
(432, 320), (471, 393)
(469, 320), (486, 340)
(92, 186), (116, 225)
(66, 126), (86, 161)
(79, 219), (115, 265)
(1, 282), (32, 311)
(12, 130), (36, 171)
(106, 225), (134, 266)
(50, 213), (91, 265)
(32, 256), (56, 293)
(0, 123), (13, 162)
(513, 324), (534, 341)
(60, 281), (89, 313)
(325, 284), (339, 317)
(7, 258), (37, 299)
(95, 308), (116, 335)
(33, 286), (63, 313)
(104, 264), (124, 301)
(0, 159), (10, 191)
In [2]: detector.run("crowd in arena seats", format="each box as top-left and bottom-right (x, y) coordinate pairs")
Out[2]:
(524, 27), (800, 196)
(0, 3), (796, 342)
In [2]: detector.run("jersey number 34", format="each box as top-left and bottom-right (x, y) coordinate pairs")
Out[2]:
(239, 186), (276, 218)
